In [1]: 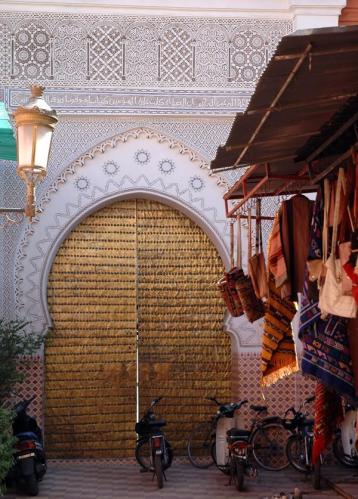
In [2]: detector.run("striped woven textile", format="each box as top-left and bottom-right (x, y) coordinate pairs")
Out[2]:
(268, 210), (288, 289)
(312, 382), (343, 464)
(261, 277), (298, 386)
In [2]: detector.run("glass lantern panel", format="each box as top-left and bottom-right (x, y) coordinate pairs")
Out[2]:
(17, 124), (34, 167)
(34, 125), (52, 171)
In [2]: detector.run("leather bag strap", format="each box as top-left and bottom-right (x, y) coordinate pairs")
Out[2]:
(237, 214), (242, 269)
(248, 208), (252, 260)
(230, 221), (235, 268)
(322, 178), (330, 263)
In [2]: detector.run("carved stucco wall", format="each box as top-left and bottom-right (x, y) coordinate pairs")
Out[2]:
(0, 5), (343, 352)
(0, 9), (296, 352)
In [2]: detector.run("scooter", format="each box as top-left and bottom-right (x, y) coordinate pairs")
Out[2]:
(135, 397), (173, 489)
(6, 395), (46, 496)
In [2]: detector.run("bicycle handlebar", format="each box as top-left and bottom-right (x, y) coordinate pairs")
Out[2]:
(206, 396), (221, 406)
(284, 406), (296, 418)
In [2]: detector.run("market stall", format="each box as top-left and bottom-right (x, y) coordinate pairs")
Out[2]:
(211, 25), (358, 466)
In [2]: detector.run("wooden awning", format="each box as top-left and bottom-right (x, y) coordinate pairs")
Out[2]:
(210, 26), (358, 214)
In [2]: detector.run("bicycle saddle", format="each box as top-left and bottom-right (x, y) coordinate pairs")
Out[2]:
(250, 405), (267, 413)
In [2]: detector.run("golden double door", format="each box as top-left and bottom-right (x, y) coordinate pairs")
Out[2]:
(46, 199), (231, 458)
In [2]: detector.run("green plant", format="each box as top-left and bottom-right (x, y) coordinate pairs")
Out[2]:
(0, 319), (43, 401)
(0, 319), (44, 495)
(0, 407), (15, 495)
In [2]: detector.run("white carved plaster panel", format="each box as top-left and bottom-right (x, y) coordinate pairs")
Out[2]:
(14, 128), (256, 353)
(0, 12), (292, 89)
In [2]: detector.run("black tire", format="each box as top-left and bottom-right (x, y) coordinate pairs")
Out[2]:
(135, 437), (151, 470)
(154, 454), (163, 489)
(187, 421), (215, 468)
(136, 437), (172, 471)
(24, 474), (39, 496)
(251, 423), (290, 471)
(333, 433), (358, 468)
(313, 459), (321, 490)
(286, 434), (307, 472)
(234, 459), (245, 492)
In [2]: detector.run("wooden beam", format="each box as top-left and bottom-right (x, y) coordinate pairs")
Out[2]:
(227, 176), (269, 216)
(223, 164), (260, 200)
(245, 93), (356, 116)
(225, 131), (319, 152)
(274, 45), (358, 61)
(234, 43), (312, 167)
(305, 111), (358, 163)
(310, 147), (357, 184)
(274, 165), (311, 195)
(227, 214), (275, 220)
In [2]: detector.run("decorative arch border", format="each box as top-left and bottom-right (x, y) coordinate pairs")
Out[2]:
(14, 126), (261, 351)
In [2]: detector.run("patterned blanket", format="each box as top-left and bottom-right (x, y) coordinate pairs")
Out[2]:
(299, 279), (356, 402)
(261, 277), (298, 386)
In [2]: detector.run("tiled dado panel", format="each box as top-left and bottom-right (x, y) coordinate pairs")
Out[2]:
(16, 352), (316, 446)
(14, 356), (45, 428)
(232, 352), (315, 427)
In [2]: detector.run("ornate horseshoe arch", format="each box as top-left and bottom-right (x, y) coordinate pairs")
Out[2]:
(14, 126), (260, 351)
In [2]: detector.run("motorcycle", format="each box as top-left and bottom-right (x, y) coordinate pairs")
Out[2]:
(226, 426), (256, 492)
(6, 396), (46, 496)
(134, 396), (173, 489)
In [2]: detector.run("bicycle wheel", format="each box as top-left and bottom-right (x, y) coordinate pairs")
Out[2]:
(333, 433), (358, 468)
(136, 437), (172, 471)
(154, 454), (163, 489)
(313, 458), (321, 490)
(187, 421), (215, 468)
(251, 423), (290, 471)
(286, 434), (307, 472)
(135, 437), (151, 470)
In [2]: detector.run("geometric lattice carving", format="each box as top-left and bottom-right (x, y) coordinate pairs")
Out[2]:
(229, 30), (268, 83)
(159, 27), (194, 82)
(0, 23), (7, 77)
(54, 23), (86, 79)
(195, 25), (228, 85)
(0, 12), (292, 87)
(88, 26), (125, 80)
(125, 23), (157, 84)
(12, 22), (52, 79)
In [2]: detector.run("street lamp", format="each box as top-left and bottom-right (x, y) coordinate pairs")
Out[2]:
(0, 85), (58, 223)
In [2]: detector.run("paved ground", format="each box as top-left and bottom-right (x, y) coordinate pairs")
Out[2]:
(4, 460), (357, 499)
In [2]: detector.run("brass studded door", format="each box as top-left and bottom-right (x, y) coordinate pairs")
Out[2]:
(46, 199), (231, 458)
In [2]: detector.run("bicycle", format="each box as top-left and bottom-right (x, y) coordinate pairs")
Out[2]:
(135, 397), (173, 489)
(284, 395), (322, 490)
(187, 396), (290, 471)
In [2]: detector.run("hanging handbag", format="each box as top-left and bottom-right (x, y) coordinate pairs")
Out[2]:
(217, 221), (244, 317)
(248, 199), (269, 300)
(318, 168), (357, 319)
(235, 210), (265, 323)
